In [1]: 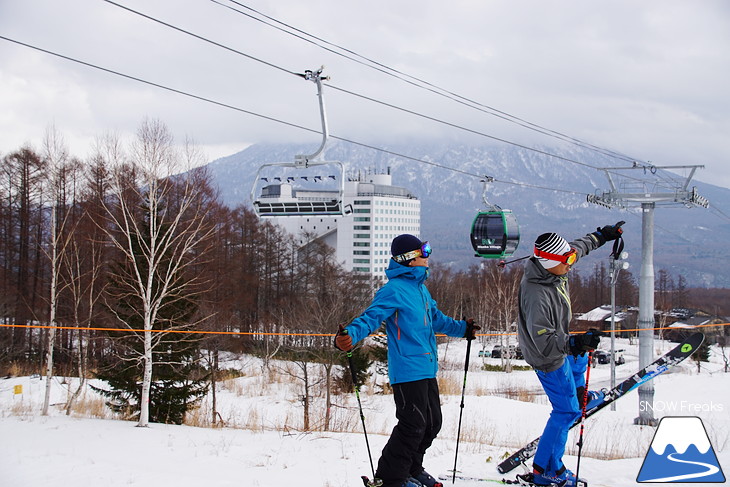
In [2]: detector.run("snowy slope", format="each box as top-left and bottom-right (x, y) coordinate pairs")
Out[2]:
(2, 337), (729, 487)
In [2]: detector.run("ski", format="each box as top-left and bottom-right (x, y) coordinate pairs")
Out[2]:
(515, 472), (586, 487)
(497, 332), (705, 474)
(438, 473), (521, 484)
(440, 472), (591, 487)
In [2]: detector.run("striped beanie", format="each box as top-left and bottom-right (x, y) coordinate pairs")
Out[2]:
(534, 232), (571, 269)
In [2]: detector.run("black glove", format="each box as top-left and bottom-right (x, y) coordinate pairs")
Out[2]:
(591, 221), (625, 246)
(334, 324), (353, 351)
(569, 328), (603, 356)
(464, 318), (480, 341)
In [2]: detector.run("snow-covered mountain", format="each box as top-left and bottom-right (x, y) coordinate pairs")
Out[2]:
(205, 141), (730, 288)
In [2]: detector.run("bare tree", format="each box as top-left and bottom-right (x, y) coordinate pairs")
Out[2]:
(471, 262), (521, 372)
(1, 146), (47, 366)
(41, 125), (73, 415)
(101, 119), (217, 427)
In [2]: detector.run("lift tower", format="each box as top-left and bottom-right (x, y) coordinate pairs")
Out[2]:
(588, 164), (708, 425)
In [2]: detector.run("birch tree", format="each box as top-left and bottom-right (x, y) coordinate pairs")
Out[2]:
(63, 151), (110, 414)
(101, 119), (217, 427)
(42, 125), (73, 415)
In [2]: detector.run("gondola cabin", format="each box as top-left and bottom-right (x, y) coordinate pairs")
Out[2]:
(470, 209), (520, 259)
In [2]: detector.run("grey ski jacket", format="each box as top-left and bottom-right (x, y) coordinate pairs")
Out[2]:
(517, 234), (601, 372)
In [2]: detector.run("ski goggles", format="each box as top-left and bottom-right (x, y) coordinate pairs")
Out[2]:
(393, 241), (432, 263)
(534, 247), (577, 266)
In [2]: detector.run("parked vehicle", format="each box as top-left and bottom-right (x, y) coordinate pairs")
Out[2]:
(491, 345), (523, 359)
(593, 349), (625, 365)
(478, 349), (491, 358)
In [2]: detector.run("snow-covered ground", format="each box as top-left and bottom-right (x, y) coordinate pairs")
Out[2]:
(2, 336), (729, 487)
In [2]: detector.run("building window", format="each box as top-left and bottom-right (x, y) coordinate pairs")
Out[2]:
(354, 208), (371, 213)
(354, 234), (370, 239)
(353, 242), (370, 247)
(353, 259), (370, 264)
(354, 217), (370, 222)
(353, 250), (370, 255)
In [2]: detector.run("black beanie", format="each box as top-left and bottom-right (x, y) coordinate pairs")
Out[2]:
(391, 234), (423, 263)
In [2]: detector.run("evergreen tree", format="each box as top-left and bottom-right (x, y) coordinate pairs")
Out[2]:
(93, 204), (207, 424)
(339, 346), (373, 393)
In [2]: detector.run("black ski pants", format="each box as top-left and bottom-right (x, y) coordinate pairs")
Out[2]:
(375, 378), (442, 487)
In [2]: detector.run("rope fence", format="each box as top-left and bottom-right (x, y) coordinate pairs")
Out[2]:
(1, 322), (728, 337)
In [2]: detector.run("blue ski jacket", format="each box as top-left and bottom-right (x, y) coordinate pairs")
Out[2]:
(346, 259), (467, 384)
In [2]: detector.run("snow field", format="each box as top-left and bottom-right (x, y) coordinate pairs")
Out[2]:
(1, 336), (729, 486)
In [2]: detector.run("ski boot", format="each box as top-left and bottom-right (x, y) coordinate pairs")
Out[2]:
(585, 388), (609, 410)
(553, 468), (587, 487)
(516, 472), (565, 487)
(412, 469), (443, 487)
(361, 476), (384, 487)
(518, 468), (587, 487)
(361, 476), (422, 487)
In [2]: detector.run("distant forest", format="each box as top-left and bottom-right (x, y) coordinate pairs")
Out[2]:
(2, 122), (728, 382)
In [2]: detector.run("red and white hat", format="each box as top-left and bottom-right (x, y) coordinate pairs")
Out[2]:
(534, 232), (571, 269)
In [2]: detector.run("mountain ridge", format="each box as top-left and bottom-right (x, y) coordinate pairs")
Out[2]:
(205, 141), (730, 288)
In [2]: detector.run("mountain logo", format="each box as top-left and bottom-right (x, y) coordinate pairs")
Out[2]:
(637, 416), (726, 483)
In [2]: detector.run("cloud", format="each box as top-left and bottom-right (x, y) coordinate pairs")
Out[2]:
(0, 0), (728, 187)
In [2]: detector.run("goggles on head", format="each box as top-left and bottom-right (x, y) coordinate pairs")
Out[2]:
(534, 247), (577, 266)
(393, 241), (432, 263)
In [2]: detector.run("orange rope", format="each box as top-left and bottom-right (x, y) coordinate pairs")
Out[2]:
(0, 322), (727, 337)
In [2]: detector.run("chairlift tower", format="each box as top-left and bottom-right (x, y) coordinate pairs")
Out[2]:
(588, 164), (708, 425)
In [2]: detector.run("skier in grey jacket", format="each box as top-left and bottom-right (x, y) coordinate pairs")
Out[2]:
(517, 222), (624, 487)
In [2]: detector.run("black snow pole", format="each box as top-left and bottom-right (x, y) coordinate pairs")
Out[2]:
(346, 350), (381, 487)
(452, 333), (474, 483)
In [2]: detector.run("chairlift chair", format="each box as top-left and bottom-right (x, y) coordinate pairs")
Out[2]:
(470, 178), (520, 259)
(250, 67), (347, 217)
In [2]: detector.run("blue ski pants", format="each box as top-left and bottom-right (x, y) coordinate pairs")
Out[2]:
(533, 354), (588, 475)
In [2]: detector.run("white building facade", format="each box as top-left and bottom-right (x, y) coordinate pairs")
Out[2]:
(258, 170), (420, 279)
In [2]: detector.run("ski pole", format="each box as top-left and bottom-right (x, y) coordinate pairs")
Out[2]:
(452, 331), (474, 484)
(575, 350), (593, 480)
(346, 349), (380, 486)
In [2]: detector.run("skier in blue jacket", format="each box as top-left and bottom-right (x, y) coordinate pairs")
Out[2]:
(335, 234), (478, 487)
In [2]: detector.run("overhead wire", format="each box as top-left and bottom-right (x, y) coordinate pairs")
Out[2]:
(0, 35), (318, 136)
(0, 34), (588, 198)
(212, 0), (710, 194)
(112, 0), (698, 193)
(103, 0), (603, 172)
(2, 3), (717, 208)
(213, 0), (644, 168)
(101, 0), (299, 78)
(97, 0), (666, 191)
(709, 203), (730, 222)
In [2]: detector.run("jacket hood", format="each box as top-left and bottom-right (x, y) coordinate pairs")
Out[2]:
(524, 257), (562, 286)
(385, 258), (429, 283)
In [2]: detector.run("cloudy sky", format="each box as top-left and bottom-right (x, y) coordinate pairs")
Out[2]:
(1, 0), (729, 188)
